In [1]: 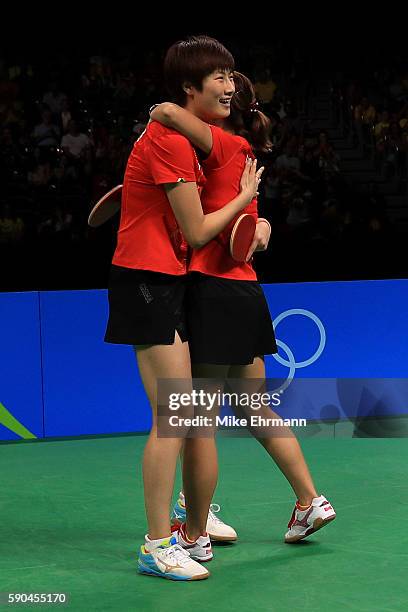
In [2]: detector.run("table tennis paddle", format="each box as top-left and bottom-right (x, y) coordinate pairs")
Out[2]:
(88, 184), (122, 227)
(229, 213), (256, 262)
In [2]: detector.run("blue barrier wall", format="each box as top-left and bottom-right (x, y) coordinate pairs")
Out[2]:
(0, 292), (43, 441)
(1, 280), (407, 440)
(40, 290), (151, 438)
(263, 280), (408, 378)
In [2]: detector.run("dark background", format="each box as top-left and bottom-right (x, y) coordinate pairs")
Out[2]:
(1, 19), (407, 290)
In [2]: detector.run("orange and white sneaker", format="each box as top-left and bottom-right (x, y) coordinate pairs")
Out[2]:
(171, 491), (237, 542)
(207, 504), (237, 542)
(138, 534), (209, 581)
(285, 495), (336, 543)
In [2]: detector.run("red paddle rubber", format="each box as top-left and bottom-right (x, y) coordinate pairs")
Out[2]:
(230, 214), (256, 262)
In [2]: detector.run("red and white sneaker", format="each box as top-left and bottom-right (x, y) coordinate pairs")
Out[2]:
(172, 522), (213, 562)
(285, 495), (336, 543)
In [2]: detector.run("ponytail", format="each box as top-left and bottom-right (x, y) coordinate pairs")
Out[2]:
(229, 72), (272, 153)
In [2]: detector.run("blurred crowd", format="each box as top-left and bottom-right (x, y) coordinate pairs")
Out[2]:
(0, 38), (407, 289)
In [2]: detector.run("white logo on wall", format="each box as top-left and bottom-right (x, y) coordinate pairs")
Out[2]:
(272, 309), (326, 391)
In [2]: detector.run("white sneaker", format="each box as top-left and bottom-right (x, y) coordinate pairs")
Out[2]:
(138, 535), (209, 581)
(285, 495), (336, 543)
(207, 504), (238, 542)
(171, 492), (238, 542)
(175, 522), (213, 562)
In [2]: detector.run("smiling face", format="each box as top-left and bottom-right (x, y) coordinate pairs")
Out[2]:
(183, 69), (235, 122)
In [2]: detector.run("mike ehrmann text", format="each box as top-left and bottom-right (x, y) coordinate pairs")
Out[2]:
(168, 415), (307, 427)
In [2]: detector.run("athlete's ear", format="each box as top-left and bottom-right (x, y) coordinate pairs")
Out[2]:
(182, 81), (194, 95)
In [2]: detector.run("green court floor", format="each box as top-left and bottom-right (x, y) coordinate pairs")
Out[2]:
(1, 435), (407, 611)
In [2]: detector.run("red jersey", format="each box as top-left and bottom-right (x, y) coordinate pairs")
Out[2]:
(112, 122), (206, 275)
(188, 125), (258, 280)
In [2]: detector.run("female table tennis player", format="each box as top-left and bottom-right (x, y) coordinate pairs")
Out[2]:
(104, 37), (263, 581)
(151, 65), (336, 550)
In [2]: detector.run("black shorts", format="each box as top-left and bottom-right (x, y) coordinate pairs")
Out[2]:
(104, 265), (188, 345)
(186, 273), (277, 365)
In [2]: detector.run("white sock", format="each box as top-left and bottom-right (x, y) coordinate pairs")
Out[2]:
(144, 534), (173, 552)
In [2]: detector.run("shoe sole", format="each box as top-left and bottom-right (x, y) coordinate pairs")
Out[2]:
(285, 514), (336, 543)
(138, 565), (209, 581)
(209, 534), (238, 542)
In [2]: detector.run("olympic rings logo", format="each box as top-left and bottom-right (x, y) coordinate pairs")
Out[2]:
(271, 309), (326, 392)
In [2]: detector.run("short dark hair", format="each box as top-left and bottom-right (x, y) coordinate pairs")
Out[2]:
(164, 35), (235, 105)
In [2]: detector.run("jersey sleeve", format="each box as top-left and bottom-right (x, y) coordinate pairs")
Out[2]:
(203, 125), (244, 170)
(149, 133), (198, 185)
